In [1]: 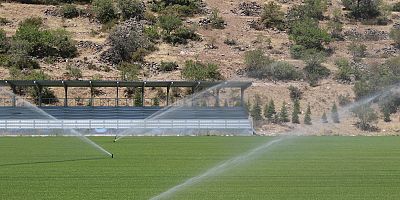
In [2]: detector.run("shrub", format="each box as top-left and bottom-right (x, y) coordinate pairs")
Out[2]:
(286, 0), (327, 23)
(158, 14), (182, 34)
(393, 2), (400, 12)
(352, 104), (378, 131)
(331, 103), (340, 123)
(303, 52), (330, 86)
(289, 18), (331, 49)
(144, 26), (160, 42)
(327, 9), (344, 39)
(61, 4), (79, 18)
(288, 85), (302, 101)
(304, 104), (312, 125)
(118, 62), (139, 81)
(0, 17), (11, 26)
(244, 49), (273, 78)
(224, 38), (237, 46)
(338, 93), (352, 106)
(343, 0), (381, 19)
(117, 0), (145, 20)
(13, 22), (77, 58)
(92, 0), (117, 23)
(292, 99), (300, 124)
(335, 58), (361, 82)
(6, 40), (40, 69)
(105, 20), (151, 63)
(260, 2), (284, 29)
(163, 26), (200, 45)
(289, 45), (306, 59)
(209, 9), (225, 29)
(390, 28), (400, 47)
(19, 17), (43, 27)
(348, 42), (367, 59)
(131, 47), (148, 62)
(270, 61), (302, 81)
(181, 60), (221, 81)
(150, 0), (202, 17)
(160, 61), (178, 71)
(66, 65), (82, 80)
(0, 29), (9, 53)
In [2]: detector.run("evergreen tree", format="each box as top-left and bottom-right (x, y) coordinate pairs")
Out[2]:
(304, 104), (312, 125)
(251, 95), (263, 121)
(280, 101), (290, 122)
(321, 112), (328, 123)
(134, 89), (142, 106)
(153, 97), (160, 106)
(383, 107), (391, 122)
(266, 99), (276, 122)
(274, 112), (281, 123)
(331, 102), (340, 123)
(292, 99), (300, 124)
(263, 101), (269, 119)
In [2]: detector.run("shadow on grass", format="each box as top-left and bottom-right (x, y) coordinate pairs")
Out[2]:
(0, 156), (109, 167)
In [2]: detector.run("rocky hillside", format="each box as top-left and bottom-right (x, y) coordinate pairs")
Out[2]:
(0, 0), (399, 134)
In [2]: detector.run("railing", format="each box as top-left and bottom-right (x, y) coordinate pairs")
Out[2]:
(0, 119), (252, 130)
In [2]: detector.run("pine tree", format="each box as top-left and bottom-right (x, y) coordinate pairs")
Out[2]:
(304, 104), (312, 125)
(274, 112), (280, 123)
(134, 90), (142, 107)
(153, 97), (160, 106)
(263, 101), (269, 119)
(292, 99), (300, 124)
(280, 101), (290, 122)
(331, 103), (340, 123)
(266, 99), (276, 122)
(383, 107), (391, 122)
(251, 102), (262, 121)
(321, 112), (328, 123)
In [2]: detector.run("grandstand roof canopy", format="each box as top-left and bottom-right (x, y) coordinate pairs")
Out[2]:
(0, 80), (252, 89)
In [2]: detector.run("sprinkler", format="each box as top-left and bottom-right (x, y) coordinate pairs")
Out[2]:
(111, 154), (114, 158)
(113, 135), (117, 143)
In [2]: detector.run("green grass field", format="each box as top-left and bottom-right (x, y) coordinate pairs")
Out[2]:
(0, 136), (400, 200)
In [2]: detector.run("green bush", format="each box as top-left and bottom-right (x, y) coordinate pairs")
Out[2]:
(0, 29), (9, 53)
(13, 0), (91, 5)
(342, 0), (381, 19)
(352, 104), (378, 131)
(286, 0), (327, 23)
(261, 2), (285, 29)
(6, 40), (40, 69)
(160, 61), (178, 71)
(393, 2), (400, 12)
(19, 17), (43, 27)
(163, 26), (200, 45)
(209, 9), (225, 29)
(348, 42), (367, 59)
(289, 18), (331, 49)
(303, 52), (330, 86)
(181, 60), (221, 81)
(290, 45), (306, 59)
(117, 0), (145, 20)
(390, 28), (400, 47)
(118, 62), (140, 81)
(13, 22), (77, 58)
(150, 0), (202, 17)
(92, 0), (117, 23)
(66, 64), (82, 80)
(61, 4), (79, 18)
(288, 85), (302, 101)
(144, 26), (160, 42)
(158, 14), (183, 34)
(245, 49), (302, 80)
(335, 58), (360, 82)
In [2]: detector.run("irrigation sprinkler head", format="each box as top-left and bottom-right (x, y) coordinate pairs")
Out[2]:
(111, 154), (114, 158)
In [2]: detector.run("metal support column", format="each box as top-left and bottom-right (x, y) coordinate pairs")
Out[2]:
(63, 84), (68, 107)
(240, 87), (244, 106)
(166, 86), (170, 106)
(141, 83), (145, 107)
(215, 88), (220, 107)
(90, 81), (94, 107)
(116, 82), (119, 107)
(37, 85), (43, 107)
(11, 85), (17, 107)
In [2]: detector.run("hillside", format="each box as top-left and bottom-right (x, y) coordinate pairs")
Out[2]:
(0, 0), (399, 134)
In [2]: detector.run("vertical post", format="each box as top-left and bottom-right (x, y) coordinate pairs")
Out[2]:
(116, 82), (119, 107)
(64, 85), (68, 107)
(38, 85), (43, 107)
(240, 87), (244, 106)
(90, 86), (94, 107)
(215, 88), (220, 107)
(191, 86), (195, 107)
(166, 86), (170, 106)
(11, 85), (16, 107)
(141, 86), (145, 107)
